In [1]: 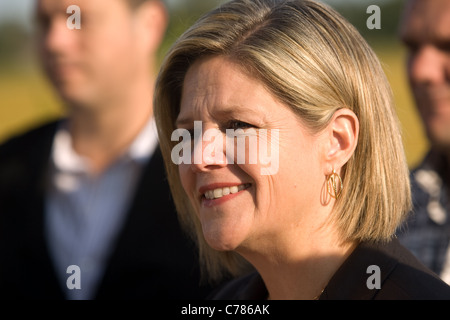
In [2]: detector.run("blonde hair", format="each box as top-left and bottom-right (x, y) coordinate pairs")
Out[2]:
(154, 0), (411, 283)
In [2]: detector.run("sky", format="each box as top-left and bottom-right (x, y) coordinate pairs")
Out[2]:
(0, 0), (35, 27)
(0, 0), (180, 27)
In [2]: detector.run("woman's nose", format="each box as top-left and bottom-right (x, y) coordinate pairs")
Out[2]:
(190, 128), (228, 173)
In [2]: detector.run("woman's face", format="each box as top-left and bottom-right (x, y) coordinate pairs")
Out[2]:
(177, 55), (327, 252)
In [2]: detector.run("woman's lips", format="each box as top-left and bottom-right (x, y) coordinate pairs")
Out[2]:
(199, 183), (252, 207)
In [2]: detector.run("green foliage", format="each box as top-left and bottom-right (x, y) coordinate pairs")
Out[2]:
(323, 0), (405, 42)
(0, 21), (31, 68)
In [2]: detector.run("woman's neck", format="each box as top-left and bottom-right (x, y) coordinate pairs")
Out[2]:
(238, 223), (357, 300)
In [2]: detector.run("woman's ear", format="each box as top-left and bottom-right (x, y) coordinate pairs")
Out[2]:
(323, 108), (359, 172)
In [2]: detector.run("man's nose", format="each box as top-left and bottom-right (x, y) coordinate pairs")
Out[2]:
(408, 45), (447, 85)
(43, 17), (77, 54)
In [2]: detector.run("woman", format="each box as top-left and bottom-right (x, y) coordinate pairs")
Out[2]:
(154, 0), (450, 299)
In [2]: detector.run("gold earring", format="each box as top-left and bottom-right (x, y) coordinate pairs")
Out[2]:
(327, 169), (343, 199)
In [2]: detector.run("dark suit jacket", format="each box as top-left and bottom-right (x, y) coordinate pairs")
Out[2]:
(0, 120), (215, 299)
(211, 238), (450, 300)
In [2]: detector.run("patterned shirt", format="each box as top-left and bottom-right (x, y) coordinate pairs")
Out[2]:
(397, 150), (450, 284)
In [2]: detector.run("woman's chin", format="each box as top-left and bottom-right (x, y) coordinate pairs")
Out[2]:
(202, 227), (242, 252)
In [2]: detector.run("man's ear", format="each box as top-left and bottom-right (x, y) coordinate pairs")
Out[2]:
(135, 0), (168, 53)
(323, 108), (359, 173)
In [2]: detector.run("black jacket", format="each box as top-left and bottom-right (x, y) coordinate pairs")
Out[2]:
(211, 238), (450, 300)
(0, 121), (214, 299)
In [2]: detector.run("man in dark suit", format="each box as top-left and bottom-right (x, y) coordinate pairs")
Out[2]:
(0, 0), (215, 299)
(397, 0), (450, 285)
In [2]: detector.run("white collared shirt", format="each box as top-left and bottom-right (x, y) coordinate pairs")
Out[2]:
(45, 118), (158, 300)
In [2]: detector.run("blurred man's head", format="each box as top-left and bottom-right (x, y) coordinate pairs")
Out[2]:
(35, 0), (167, 110)
(400, 0), (450, 152)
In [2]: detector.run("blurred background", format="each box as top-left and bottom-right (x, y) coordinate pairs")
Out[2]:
(0, 0), (427, 168)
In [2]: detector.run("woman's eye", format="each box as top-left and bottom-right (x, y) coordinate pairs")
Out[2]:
(226, 120), (254, 130)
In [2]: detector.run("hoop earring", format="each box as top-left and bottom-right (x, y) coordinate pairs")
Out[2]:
(327, 169), (343, 199)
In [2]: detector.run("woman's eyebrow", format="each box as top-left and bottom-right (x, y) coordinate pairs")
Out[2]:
(212, 104), (261, 119)
(175, 104), (254, 125)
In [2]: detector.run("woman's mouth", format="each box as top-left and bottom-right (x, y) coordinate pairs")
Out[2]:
(200, 183), (252, 206)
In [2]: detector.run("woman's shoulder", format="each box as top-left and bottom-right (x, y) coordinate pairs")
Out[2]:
(374, 238), (450, 300)
(210, 238), (450, 300)
(322, 237), (450, 300)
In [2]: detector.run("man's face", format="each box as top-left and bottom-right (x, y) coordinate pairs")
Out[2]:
(36, 0), (149, 109)
(400, 0), (450, 151)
